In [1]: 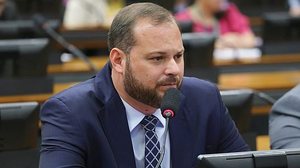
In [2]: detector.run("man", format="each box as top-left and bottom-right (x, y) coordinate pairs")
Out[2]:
(269, 84), (300, 149)
(39, 3), (248, 168)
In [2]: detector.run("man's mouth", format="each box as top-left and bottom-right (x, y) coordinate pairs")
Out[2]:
(160, 83), (178, 88)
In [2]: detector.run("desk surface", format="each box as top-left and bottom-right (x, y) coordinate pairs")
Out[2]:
(0, 82), (78, 103)
(48, 56), (107, 74)
(256, 135), (270, 151)
(219, 70), (300, 91)
(214, 53), (300, 66)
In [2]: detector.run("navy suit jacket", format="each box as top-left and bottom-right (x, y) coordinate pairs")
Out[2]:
(40, 63), (249, 168)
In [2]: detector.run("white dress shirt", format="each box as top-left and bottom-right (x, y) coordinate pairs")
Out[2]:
(121, 99), (171, 168)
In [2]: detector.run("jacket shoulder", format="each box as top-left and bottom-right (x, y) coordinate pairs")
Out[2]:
(181, 77), (219, 96)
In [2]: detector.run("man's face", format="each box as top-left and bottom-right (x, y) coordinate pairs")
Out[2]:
(123, 19), (184, 108)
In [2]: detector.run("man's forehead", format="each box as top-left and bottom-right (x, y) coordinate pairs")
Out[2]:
(132, 18), (178, 37)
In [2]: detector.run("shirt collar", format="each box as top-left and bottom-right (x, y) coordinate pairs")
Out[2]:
(121, 98), (166, 133)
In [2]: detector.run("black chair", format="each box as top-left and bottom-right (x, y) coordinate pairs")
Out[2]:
(262, 12), (300, 54)
(0, 102), (40, 168)
(177, 20), (193, 33)
(182, 33), (219, 83)
(0, 38), (53, 96)
(220, 89), (255, 150)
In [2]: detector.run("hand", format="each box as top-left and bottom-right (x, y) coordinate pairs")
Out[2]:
(215, 32), (256, 49)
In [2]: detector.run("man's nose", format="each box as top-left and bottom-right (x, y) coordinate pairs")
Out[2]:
(165, 59), (180, 76)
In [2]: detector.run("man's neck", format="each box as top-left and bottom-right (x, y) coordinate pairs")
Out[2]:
(111, 71), (157, 115)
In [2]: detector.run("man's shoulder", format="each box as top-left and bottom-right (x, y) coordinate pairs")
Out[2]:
(181, 77), (219, 100)
(42, 77), (104, 120)
(54, 78), (95, 100)
(182, 77), (217, 92)
(271, 84), (300, 116)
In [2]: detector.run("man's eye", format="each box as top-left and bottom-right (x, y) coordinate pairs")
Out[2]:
(151, 56), (163, 61)
(175, 54), (183, 59)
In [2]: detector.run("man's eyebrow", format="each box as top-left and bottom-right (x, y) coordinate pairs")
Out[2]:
(145, 51), (168, 57)
(146, 49), (185, 56)
(175, 49), (185, 55)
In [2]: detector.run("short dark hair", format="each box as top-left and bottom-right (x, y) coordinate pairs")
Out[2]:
(108, 3), (176, 54)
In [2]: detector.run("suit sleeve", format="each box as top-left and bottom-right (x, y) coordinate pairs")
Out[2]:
(39, 98), (86, 168)
(270, 114), (300, 149)
(214, 87), (250, 152)
(269, 86), (300, 149)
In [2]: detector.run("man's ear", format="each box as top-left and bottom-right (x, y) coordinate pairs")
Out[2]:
(109, 48), (127, 73)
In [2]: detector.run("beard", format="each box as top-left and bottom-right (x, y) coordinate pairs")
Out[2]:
(124, 59), (181, 108)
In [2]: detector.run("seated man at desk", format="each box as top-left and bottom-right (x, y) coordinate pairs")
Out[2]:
(40, 3), (249, 168)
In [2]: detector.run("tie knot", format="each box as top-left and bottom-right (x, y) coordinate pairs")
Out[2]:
(141, 115), (158, 131)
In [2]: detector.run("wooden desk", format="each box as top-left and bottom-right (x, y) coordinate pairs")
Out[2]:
(0, 82), (77, 103)
(249, 16), (264, 27)
(219, 70), (300, 91)
(256, 135), (270, 151)
(251, 105), (272, 116)
(214, 53), (300, 67)
(48, 56), (108, 74)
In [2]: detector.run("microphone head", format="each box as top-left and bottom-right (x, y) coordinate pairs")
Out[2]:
(160, 88), (181, 118)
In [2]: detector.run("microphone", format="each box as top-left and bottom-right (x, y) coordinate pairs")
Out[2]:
(161, 88), (181, 118)
(32, 14), (98, 73)
(155, 88), (181, 168)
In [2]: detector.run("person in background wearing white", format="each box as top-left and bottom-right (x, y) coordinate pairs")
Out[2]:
(63, 0), (108, 29)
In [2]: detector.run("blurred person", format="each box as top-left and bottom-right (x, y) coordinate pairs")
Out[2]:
(40, 3), (248, 168)
(175, 0), (256, 49)
(63, 0), (108, 29)
(289, 0), (300, 17)
(269, 84), (300, 149)
(0, 0), (18, 20)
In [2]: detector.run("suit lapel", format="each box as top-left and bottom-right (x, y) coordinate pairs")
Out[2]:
(94, 63), (136, 168)
(100, 94), (136, 168)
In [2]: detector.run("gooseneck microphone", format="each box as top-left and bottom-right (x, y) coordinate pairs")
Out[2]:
(32, 14), (98, 73)
(161, 88), (181, 118)
(155, 88), (181, 168)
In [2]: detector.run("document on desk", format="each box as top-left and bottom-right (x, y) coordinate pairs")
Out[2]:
(213, 48), (262, 60)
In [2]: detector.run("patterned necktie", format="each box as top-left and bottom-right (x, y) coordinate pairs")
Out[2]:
(140, 115), (161, 168)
